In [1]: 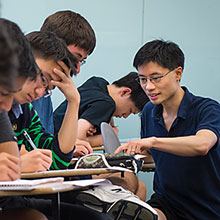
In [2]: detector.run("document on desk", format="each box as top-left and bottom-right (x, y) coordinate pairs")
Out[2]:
(0, 177), (64, 191)
(35, 167), (132, 175)
(64, 178), (112, 187)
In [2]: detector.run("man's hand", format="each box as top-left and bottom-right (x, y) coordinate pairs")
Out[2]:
(0, 152), (21, 181)
(114, 138), (153, 155)
(74, 139), (93, 158)
(86, 126), (97, 136)
(20, 146), (52, 173)
(52, 61), (80, 104)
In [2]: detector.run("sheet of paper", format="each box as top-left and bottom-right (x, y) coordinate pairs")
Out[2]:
(64, 178), (112, 187)
(0, 177), (64, 191)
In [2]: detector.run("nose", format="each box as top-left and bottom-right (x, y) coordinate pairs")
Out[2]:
(35, 87), (46, 99)
(76, 62), (81, 74)
(0, 96), (14, 112)
(145, 79), (155, 90)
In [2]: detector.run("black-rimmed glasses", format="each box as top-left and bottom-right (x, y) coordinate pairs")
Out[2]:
(135, 68), (176, 86)
(40, 72), (52, 98)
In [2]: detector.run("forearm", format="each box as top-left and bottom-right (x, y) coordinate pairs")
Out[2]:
(87, 134), (103, 147)
(149, 130), (217, 156)
(77, 132), (103, 147)
(58, 100), (79, 153)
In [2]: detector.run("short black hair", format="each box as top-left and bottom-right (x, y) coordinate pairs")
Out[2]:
(41, 10), (96, 55)
(26, 31), (78, 76)
(0, 22), (18, 91)
(0, 18), (37, 80)
(133, 39), (185, 71)
(112, 72), (149, 111)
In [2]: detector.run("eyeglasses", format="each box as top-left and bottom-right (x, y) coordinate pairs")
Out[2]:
(135, 68), (176, 86)
(40, 72), (52, 98)
(74, 53), (86, 66)
(80, 59), (86, 66)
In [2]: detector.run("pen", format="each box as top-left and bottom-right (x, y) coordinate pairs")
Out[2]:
(23, 130), (37, 150)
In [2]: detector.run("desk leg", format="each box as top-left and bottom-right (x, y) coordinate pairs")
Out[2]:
(52, 192), (60, 220)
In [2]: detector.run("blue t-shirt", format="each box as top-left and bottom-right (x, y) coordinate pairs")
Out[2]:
(32, 95), (54, 134)
(141, 87), (220, 220)
(53, 76), (115, 134)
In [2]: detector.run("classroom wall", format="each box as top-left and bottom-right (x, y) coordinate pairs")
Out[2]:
(1, 0), (220, 200)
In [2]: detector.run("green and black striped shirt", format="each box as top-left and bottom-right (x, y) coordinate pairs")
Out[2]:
(9, 103), (73, 170)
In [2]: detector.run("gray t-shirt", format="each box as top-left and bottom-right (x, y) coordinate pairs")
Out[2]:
(0, 110), (16, 143)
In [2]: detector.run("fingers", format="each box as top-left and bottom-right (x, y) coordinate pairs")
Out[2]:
(87, 127), (96, 136)
(75, 139), (93, 154)
(57, 60), (70, 77)
(114, 141), (142, 155)
(114, 144), (127, 154)
(84, 143), (93, 154)
(20, 144), (28, 156)
(21, 150), (52, 172)
(0, 153), (21, 181)
(34, 150), (52, 170)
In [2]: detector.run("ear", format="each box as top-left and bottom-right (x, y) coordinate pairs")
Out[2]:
(119, 87), (132, 97)
(174, 66), (183, 82)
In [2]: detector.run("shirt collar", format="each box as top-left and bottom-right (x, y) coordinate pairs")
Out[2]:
(11, 101), (23, 119)
(177, 87), (193, 119)
(151, 86), (193, 120)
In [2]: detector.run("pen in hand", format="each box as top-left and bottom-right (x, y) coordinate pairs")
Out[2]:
(23, 130), (37, 150)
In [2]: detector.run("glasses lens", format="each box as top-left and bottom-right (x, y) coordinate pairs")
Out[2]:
(40, 73), (48, 88)
(80, 59), (86, 66)
(135, 77), (140, 84)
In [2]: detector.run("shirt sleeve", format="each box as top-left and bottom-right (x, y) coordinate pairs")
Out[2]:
(0, 110), (17, 143)
(21, 103), (73, 170)
(80, 100), (115, 133)
(196, 99), (220, 140)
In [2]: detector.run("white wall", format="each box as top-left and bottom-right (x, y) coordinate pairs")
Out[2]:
(1, 0), (220, 200)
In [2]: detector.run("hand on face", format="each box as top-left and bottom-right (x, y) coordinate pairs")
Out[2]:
(50, 61), (80, 103)
(0, 152), (21, 181)
(20, 146), (52, 173)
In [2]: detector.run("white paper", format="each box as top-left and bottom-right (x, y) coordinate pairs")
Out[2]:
(63, 178), (112, 187)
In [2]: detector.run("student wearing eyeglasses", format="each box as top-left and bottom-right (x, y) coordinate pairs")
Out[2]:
(115, 39), (220, 220)
(32, 10), (96, 134)
(8, 31), (80, 172)
(0, 19), (48, 220)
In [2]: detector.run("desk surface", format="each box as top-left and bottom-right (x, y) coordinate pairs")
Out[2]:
(142, 163), (156, 172)
(0, 182), (74, 197)
(21, 168), (121, 179)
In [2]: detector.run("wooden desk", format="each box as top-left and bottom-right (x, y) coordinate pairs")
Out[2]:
(21, 168), (122, 179)
(92, 146), (104, 151)
(142, 163), (156, 172)
(0, 182), (75, 220)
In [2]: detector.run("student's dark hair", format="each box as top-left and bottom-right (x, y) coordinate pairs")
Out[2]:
(133, 39), (185, 71)
(41, 10), (96, 55)
(0, 18), (37, 80)
(112, 72), (149, 111)
(26, 31), (78, 76)
(0, 23), (18, 91)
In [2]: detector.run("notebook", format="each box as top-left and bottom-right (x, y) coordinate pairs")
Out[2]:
(0, 177), (64, 191)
